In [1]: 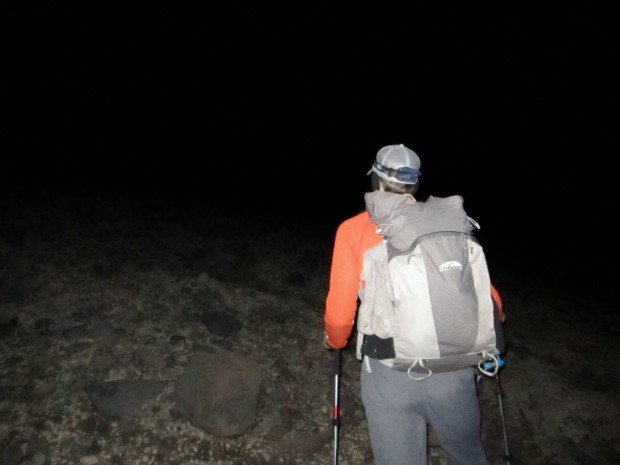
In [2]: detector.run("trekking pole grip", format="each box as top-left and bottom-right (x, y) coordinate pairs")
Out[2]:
(332, 349), (342, 376)
(332, 349), (341, 434)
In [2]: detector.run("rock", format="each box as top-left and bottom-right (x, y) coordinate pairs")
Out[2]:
(88, 319), (117, 343)
(253, 411), (290, 440)
(1, 445), (23, 465)
(69, 340), (92, 352)
(61, 323), (88, 339)
(84, 380), (167, 420)
(5, 354), (23, 365)
(280, 429), (331, 458)
(26, 436), (49, 458)
(72, 436), (102, 456)
(0, 399), (11, 412)
(0, 316), (20, 338)
(35, 382), (56, 397)
(0, 382), (35, 402)
(29, 452), (46, 465)
(212, 338), (235, 351)
(118, 419), (142, 437)
(173, 350), (262, 437)
(428, 446), (450, 465)
(132, 348), (166, 372)
(77, 415), (98, 434)
(34, 317), (53, 335)
(73, 436), (94, 453)
(78, 456), (99, 465)
(201, 311), (242, 338)
(196, 272), (210, 285)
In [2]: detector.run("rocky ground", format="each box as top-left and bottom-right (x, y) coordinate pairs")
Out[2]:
(1, 194), (618, 465)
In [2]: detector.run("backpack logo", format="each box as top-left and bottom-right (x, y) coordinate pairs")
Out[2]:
(439, 260), (463, 272)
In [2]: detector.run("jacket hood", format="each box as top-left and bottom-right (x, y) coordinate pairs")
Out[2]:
(364, 191), (473, 257)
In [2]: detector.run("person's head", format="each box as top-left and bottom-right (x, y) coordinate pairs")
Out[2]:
(367, 144), (421, 195)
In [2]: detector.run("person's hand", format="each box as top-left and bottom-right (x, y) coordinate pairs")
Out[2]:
(323, 332), (336, 350)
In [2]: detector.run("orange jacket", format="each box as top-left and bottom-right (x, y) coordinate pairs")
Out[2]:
(324, 210), (504, 349)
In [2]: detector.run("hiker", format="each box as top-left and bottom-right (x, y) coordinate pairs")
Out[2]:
(324, 144), (504, 465)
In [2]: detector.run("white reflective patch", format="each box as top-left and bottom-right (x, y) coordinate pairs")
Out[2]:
(439, 260), (463, 272)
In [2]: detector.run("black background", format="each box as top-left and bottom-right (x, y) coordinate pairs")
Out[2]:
(1, 3), (615, 296)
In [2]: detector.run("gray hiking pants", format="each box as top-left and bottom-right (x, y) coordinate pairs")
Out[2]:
(361, 357), (488, 465)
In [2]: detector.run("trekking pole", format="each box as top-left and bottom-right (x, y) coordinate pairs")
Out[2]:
(483, 357), (511, 465)
(495, 372), (511, 465)
(331, 349), (341, 465)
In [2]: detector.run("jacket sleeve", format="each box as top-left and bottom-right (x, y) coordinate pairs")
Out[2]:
(490, 285), (506, 355)
(491, 285), (505, 322)
(324, 222), (361, 349)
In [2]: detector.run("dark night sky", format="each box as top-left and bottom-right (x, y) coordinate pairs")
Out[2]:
(1, 3), (615, 294)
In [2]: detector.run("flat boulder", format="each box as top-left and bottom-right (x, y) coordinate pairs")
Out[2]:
(85, 380), (166, 420)
(173, 350), (262, 437)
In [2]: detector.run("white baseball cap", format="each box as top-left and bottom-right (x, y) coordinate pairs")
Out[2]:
(367, 144), (421, 185)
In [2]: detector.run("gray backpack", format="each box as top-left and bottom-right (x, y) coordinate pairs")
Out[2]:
(356, 191), (499, 379)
